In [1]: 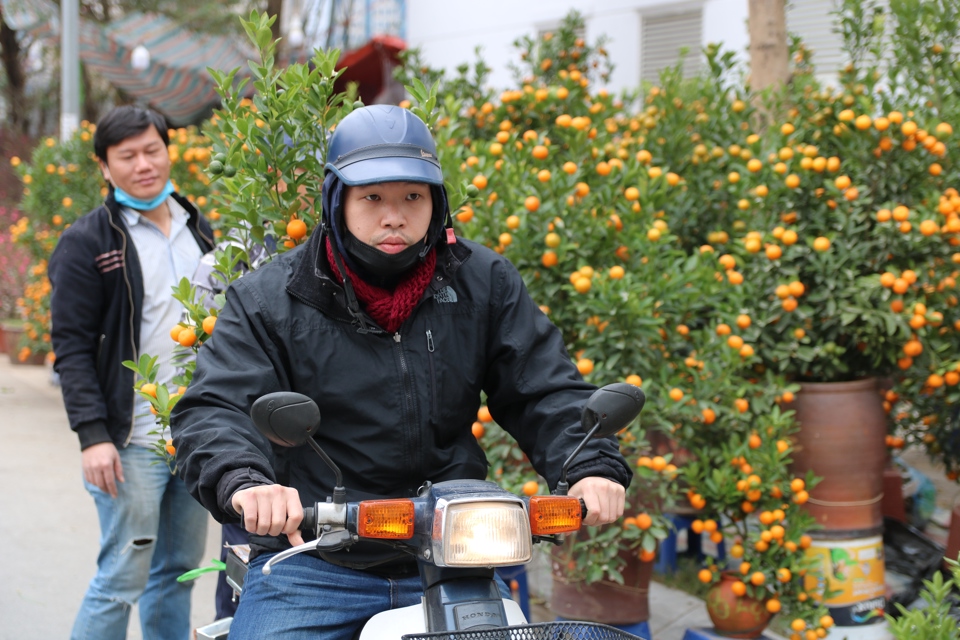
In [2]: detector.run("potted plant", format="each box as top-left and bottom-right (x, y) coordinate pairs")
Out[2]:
(408, 2), (956, 633)
(671, 0), (960, 547)
(404, 10), (820, 633)
(680, 407), (835, 638)
(845, 1), (960, 551)
(885, 553), (960, 639)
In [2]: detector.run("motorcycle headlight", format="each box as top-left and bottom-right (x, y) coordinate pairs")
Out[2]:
(434, 500), (532, 567)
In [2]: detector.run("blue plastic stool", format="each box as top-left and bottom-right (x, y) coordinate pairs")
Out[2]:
(655, 513), (726, 574)
(495, 565), (530, 620)
(683, 627), (774, 640)
(557, 617), (650, 639)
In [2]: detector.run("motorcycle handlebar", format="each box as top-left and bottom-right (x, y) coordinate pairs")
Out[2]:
(300, 506), (316, 533)
(299, 498), (586, 535)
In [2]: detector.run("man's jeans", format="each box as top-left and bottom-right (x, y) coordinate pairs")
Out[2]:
(229, 552), (512, 640)
(71, 445), (208, 640)
(229, 553), (423, 640)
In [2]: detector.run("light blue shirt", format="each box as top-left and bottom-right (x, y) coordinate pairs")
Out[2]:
(121, 198), (203, 447)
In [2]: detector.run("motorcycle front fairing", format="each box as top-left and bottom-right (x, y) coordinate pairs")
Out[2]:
(358, 480), (532, 638)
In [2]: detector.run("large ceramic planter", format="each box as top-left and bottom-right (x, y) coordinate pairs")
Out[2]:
(3, 323), (24, 361)
(550, 543), (653, 626)
(13, 350), (48, 365)
(784, 378), (887, 535)
(705, 572), (773, 639)
(0, 320), (20, 355)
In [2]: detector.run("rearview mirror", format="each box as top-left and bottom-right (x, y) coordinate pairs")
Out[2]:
(251, 392), (320, 447)
(581, 383), (645, 438)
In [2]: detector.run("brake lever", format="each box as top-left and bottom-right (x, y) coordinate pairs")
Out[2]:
(261, 529), (355, 575)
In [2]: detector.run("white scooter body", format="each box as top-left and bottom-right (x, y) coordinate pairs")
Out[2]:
(360, 598), (527, 640)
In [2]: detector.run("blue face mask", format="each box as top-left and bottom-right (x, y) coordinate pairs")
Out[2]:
(113, 180), (175, 211)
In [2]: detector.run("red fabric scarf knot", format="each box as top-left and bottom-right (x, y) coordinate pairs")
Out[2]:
(325, 237), (437, 333)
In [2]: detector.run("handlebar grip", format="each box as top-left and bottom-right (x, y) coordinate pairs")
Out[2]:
(300, 506), (316, 533)
(579, 498), (587, 520)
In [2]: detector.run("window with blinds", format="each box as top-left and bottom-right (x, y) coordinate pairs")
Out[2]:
(641, 9), (703, 83)
(786, 0), (845, 74)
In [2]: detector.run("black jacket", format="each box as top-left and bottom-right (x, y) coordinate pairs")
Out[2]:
(170, 229), (632, 569)
(49, 192), (214, 450)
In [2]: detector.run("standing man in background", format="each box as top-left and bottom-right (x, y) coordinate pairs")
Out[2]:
(48, 105), (214, 640)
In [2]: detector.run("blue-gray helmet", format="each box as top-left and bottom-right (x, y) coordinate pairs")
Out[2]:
(324, 105), (444, 186)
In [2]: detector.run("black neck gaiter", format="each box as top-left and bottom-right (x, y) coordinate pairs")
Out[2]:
(343, 229), (426, 289)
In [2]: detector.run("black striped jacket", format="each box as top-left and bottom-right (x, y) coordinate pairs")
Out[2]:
(49, 191), (213, 450)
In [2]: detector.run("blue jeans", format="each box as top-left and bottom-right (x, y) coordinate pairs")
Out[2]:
(229, 553), (422, 640)
(71, 445), (208, 640)
(230, 553), (512, 640)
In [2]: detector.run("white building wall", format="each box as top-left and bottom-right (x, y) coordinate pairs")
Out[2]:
(406, 0), (750, 95)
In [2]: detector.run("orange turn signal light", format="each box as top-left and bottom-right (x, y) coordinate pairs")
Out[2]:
(357, 499), (415, 539)
(529, 496), (582, 535)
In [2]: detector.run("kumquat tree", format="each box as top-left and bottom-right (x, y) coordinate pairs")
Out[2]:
(123, 11), (355, 467)
(10, 0), (960, 633)
(398, 11), (830, 626)
(393, 2), (960, 630)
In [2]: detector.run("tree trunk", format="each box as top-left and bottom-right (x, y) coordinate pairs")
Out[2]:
(748, 0), (789, 92)
(81, 64), (99, 124)
(0, 6), (29, 134)
(267, 0), (284, 43)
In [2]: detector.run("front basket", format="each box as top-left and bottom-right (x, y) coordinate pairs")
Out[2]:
(401, 621), (642, 639)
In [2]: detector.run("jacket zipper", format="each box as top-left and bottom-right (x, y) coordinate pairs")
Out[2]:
(96, 334), (106, 369)
(107, 210), (138, 447)
(394, 331), (421, 471)
(426, 329), (438, 420)
(191, 203), (214, 248)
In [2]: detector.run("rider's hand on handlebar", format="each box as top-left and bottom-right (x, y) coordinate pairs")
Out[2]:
(569, 477), (625, 526)
(82, 442), (125, 498)
(232, 484), (305, 546)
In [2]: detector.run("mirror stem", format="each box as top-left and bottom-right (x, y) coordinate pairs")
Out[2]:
(555, 420), (602, 496)
(307, 437), (346, 504)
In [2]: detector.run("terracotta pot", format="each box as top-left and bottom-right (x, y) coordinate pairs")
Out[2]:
(784, 379), (887, 534)
(705, 572), (773, 639)
(3, 324), (47, 365)
(551, 543), (653, 625)
(1, 322), (20, 355)
(11, 350), (47, 366)
(4, 324), (25, 362)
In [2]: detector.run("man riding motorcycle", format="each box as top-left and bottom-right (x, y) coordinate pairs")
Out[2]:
(170, 105), (633, 639)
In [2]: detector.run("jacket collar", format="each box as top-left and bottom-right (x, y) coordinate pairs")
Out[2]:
(286, 227), (471, 324)
(104, 188), (214, 250)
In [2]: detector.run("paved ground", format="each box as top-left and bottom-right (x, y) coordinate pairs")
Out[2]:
(0, 357), (221, 640)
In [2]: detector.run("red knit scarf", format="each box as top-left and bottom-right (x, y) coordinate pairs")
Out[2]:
(325, 237), (436, 333)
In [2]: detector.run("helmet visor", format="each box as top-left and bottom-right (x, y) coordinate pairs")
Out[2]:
(325, 143), (444, 186)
